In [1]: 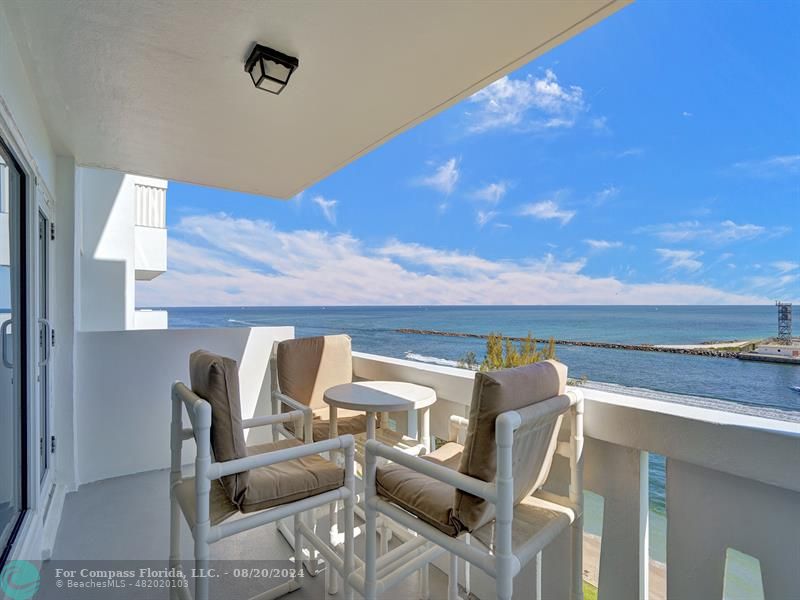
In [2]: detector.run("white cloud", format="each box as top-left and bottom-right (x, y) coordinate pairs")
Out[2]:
(638, 220), (780, 244)
(657, 248), (704, 272)
(136, 213), (770, 307)
(773, 261), (799, 274)
(682, 111), (693, 118)
(476, 210), (497, 228)
(312, 195), (337, 225)
(378, 241), (504, 274)
(584, 239), (623, 250)
(519, 200), (575, 225)
(590, 116), (610, 133)
(417, 158), (459, 195)
(472, 182), (507, 204)
(715, 220), (768, 242)
(746, 273), (799, 292)
(466, 70), (587, 133)
(593, 186), (619, 205)
(733, 154), (800, 177)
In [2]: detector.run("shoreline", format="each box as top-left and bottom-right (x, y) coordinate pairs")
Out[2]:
(395, 328), (758, 358)
(583, 532), (665, 600)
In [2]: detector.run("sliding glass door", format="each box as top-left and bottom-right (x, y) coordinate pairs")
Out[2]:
(0, 139), (27, 562)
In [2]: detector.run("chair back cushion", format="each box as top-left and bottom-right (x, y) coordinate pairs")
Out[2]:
(276, 335), (352, 410)
(454, 360), (567, 531)
(189, 349), (248, 505)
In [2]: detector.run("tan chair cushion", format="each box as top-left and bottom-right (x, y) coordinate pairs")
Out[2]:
(285, 406), (374, 441)
(240, 438), (344, 513)
(189, 349), (248, 505)
(175, 439), (344, 524)
(277, 335), (352, 411)
(376, 442), (464, 537)
(455, 360), (567, 532)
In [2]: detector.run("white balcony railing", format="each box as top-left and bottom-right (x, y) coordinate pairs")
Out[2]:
(351, 352), (799, 600)
(68, 327), (799, 600)
(134, 181), (167, 280)
(134, 182), (166, 228)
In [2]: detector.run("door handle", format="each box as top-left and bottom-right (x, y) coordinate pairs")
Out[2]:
(38, 318), (51, 367)
(1, 319), (12, 369)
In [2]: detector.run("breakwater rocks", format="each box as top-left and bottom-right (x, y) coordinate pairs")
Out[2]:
(394, 329), (743, 359)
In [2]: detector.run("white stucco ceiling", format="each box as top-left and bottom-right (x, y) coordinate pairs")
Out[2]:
(4, 0), (627, 198)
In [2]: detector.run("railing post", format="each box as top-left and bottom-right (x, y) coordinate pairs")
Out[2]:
(169, 385), (183, 599)
(570, 395), (585, 600)
(639, 450), (650, 600)
(495, 411), (521, 600)
(194, 401), (212, 600)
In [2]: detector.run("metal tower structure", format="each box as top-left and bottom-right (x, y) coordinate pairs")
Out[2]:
(776, 301), (792, 342)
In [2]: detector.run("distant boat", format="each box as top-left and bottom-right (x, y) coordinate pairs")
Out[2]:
(790, 386), (800, 394)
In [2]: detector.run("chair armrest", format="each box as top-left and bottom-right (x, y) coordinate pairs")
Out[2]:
(448, 415), (469, 443)
(272, 391), (313, 442)
(208, 434), (355, 479)
(242, 410), (304, 431)
(364, 439), (495, 503)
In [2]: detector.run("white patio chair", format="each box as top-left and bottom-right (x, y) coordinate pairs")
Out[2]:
(271, 334), (383, 443)
(169, 350), (356, 600)
(269, 334), (420, 593)
(360, 360), (584, 600)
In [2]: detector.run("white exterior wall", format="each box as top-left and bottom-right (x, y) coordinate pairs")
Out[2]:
(133, 309), (169, 330)
(74, 326), (293, 484)
(76, 168), (167, 331)
(0, 4), (57, 195)
(134, 225), (167, 279)
(0, 2), (65, 562)
(754, 344), (800, 358)
(77, 167), (135, 331)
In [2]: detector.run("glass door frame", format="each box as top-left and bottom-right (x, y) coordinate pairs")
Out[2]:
(36, 202), (54, 493)
(0, 135), (29, 567)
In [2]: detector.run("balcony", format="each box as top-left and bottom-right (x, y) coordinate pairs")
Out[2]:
(134, 181), (167, 281)
(48, 325), (799, 599)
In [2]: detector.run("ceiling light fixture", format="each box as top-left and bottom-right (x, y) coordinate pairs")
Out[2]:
(244, 43), (299, 95)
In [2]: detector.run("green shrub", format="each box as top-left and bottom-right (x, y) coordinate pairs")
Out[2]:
(459, 332), (557, 371)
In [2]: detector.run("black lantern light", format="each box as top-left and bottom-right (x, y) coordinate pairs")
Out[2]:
(245, 44), (299, 95)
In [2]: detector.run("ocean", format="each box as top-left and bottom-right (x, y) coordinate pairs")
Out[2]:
(166, 304), (797, 576)
(168, 305), (800, 414)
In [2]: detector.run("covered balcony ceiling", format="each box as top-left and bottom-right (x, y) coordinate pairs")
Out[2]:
(4, 0), (627, 198)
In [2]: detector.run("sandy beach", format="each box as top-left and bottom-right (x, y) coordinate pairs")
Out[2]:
(584, 532), (666, 600)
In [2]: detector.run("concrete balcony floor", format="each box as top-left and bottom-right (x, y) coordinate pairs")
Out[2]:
(46, 468), (455, 600)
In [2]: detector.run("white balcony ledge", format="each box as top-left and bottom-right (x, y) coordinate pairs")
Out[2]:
(134, 224), (167, 280)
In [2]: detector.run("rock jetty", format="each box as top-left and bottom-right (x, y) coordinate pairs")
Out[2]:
(394, 329), (744, 358)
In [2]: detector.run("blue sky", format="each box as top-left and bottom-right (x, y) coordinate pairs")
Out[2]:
(139, 1), (799, 307)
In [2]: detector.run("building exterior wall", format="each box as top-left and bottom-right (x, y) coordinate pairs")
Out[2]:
(0, 1), (65, 562)
(76, 167), (167, 331)
(753, 344), (800, 358)
(74, 326), (293, 484)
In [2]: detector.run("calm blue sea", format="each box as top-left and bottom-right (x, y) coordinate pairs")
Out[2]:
(167, 305), (800, 412)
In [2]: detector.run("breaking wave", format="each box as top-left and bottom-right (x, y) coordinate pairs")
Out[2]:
(404, 352), (461, 368)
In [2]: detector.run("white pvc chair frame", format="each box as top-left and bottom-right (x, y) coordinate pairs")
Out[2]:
(360, 389), (584, 600)
(169, 382), (356, 600)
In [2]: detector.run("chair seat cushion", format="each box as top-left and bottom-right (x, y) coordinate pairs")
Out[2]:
(239, 438), (344, 513)
(376, 442), (464, 537)
(285, 406), (378, 441)
(471, 493), (575, 558)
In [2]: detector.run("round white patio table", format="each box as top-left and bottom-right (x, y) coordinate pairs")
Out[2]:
(323, 381), (436, 451)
